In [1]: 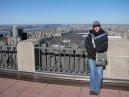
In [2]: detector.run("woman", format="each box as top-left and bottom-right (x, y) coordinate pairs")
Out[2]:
(85, 21), (108, 95)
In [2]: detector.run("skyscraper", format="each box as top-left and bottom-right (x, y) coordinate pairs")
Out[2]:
(11, 25), (21, 45)
(12, 25), (18, 38)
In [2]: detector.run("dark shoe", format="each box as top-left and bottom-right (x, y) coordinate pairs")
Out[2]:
(94, 92), (99, 96)
(89, 91), (94, 95)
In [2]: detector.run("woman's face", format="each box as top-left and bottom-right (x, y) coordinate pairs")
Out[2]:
(94, 27), (100, 32)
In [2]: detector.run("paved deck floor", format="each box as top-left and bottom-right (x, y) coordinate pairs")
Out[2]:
(0, 77), (129, 97)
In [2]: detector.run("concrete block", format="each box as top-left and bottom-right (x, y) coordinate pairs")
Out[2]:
(17, 39), (39, 72)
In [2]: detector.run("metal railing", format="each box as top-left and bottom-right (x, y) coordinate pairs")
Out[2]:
(0, 45), (17, 70)
(34, 47), (89, 75)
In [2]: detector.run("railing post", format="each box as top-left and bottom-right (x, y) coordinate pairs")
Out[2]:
(17, 39), (40, 72)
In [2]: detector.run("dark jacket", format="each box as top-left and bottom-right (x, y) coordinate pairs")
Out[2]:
(85, 29), (108, 60)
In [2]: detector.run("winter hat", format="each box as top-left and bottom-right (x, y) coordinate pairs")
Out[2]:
(93, 21), (101, 28)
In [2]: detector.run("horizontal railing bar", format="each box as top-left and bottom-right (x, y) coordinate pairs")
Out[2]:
(40, 52), (87, 57)
(0, 46), (16, 48)
(0, 51), (17, 53)
(108, 55), (129, 58)
(34, 47), (86, 51)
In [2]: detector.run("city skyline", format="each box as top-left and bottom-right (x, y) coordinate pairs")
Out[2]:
(0, 0), (129, 24)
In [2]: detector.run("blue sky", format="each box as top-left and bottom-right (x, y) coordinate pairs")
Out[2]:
(0, 0), (129, 24)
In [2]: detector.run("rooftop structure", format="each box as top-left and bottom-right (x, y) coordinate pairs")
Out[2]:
(0, 24), (129, 97)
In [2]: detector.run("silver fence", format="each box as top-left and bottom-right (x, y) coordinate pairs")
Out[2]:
(34, 47), (89, 75)
(0, 46), (17, 70)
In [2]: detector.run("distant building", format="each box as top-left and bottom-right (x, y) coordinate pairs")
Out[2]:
(10, 25), (19, 45)
(12, 25), (18, 38)
(51, 44), (65, 48)
(9, 25), (27, 45)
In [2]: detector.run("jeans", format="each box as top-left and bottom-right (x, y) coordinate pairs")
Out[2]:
(88, 59), (103, 92)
